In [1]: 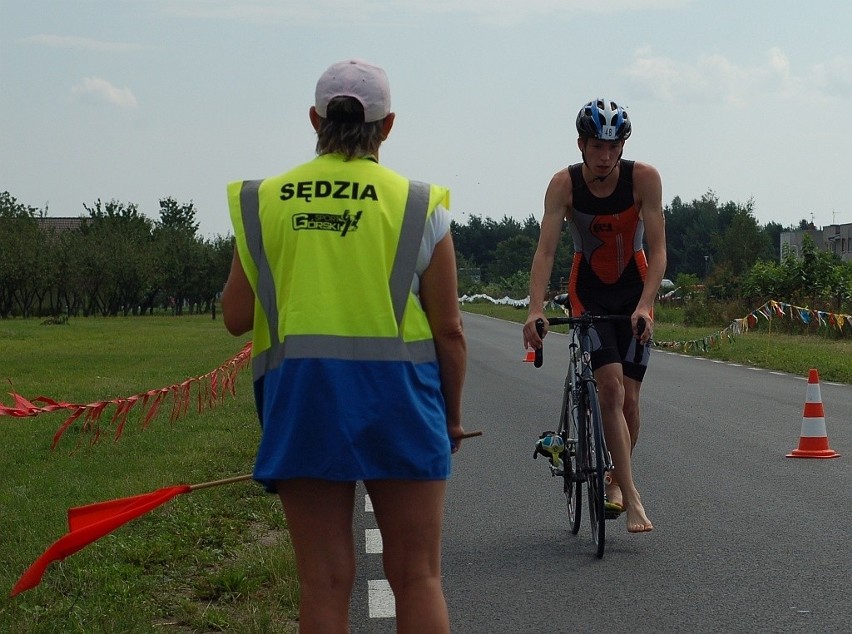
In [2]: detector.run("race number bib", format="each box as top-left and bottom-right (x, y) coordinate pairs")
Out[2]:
(601, 125), (617, 139)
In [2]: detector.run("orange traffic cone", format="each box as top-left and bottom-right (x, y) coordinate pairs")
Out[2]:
(786, 369), (840, 459)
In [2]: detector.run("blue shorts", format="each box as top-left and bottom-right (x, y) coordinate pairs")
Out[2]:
(252, 357), (452, 492)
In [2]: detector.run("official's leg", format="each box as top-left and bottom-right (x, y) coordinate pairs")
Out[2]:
(364, 479), (450, 634)
(277, 479), (357, 633)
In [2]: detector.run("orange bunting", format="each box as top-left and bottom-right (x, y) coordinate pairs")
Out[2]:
(1, 342), (252, 448)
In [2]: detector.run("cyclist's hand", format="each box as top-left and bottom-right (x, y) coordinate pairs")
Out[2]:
(523, 314), (547, 350)
(632, 312), (653, 345)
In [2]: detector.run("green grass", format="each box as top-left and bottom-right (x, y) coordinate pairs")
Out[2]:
(0, 316), (298, 633)
(461, 302), (852, 384)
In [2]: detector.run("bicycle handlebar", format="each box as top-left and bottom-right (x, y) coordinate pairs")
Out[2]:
(534, 318), (545, 368)
(533, 315), (646, 368)
(633, 318), (646, 364)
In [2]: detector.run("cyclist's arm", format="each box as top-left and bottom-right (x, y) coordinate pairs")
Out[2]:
(524, 170), (571, 349)
(634, 162), (667, 342)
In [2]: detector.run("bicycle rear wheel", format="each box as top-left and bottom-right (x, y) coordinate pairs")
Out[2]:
(584, 382), (606, 558)
(558, 375), (582, 535)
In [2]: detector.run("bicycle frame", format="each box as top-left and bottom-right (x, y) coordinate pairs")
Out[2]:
(565, 321), (615, 471)
(535, 314), (631, 558)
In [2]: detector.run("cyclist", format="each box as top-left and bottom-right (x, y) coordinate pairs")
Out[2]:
(523, 98), (666, 534)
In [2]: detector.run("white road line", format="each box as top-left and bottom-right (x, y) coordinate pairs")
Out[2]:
(364, 493), (395, 619)
(365, 528), (383, 554)
(368, 579), (395, 618)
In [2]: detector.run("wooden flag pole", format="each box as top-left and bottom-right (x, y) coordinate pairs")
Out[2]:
(189, 432), (485, 491)
(189, 474), (254, 491)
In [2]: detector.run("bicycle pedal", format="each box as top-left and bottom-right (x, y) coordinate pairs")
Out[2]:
(604, 502), (625, 520)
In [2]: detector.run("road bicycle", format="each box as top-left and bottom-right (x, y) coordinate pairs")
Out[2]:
(532, 308), (644, 558)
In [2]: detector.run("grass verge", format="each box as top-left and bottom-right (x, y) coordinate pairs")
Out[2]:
(0, 316), (298, 633)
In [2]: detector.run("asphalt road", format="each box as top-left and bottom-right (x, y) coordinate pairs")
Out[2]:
(351, 312), (852, 633)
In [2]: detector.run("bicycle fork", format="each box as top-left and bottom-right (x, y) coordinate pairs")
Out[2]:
(563, 383), (585, 483)
(573, 378), (618, 483)
(584, 379), (615, 477)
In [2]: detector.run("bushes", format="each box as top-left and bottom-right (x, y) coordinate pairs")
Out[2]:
(740, 235), (852, 314)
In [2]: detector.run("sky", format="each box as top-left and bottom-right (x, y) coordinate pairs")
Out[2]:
(3, 0), (852, 239)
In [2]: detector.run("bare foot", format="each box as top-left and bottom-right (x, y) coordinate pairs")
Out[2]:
(625, 499), (654, 533)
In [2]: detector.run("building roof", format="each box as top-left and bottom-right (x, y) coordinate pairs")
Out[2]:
(35, 217), (87, 232)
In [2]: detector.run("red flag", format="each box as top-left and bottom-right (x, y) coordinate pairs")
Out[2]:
(11, 474), (254, 596)
(11, 485), (190, 596)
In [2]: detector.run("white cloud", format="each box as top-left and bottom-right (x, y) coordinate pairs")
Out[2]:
(390, 0), (692, 25)
(623, 46), (849, 107)
(20, 34), (143, 52)
(159, 0), (386, 23)
(811, 56), (852, 98)
(158, 0), (692, 26)
(622, 46), (699, 102)
(71, 77), (138, 108)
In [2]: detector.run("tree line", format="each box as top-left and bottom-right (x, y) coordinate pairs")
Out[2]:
(0, 192), (232, 318)
(451, 189), (851, 313)
(2, 188), (849, 320)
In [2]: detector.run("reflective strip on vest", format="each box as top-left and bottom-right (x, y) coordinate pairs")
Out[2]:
(240, 179), (280, 350)
(241, 179), (435, 379)
(389, 181), (430, 328)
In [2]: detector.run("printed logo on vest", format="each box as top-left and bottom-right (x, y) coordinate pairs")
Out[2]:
(292, 210), (362, 236)
(280, 180), (379, 203)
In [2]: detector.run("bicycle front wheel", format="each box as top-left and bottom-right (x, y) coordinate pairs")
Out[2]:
(559, 377), (582, 535)
(584, 382), (606, 558)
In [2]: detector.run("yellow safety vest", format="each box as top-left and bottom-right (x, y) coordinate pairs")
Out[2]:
(228, 153), (450, 381)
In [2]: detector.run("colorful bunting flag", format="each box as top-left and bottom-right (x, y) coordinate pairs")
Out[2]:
(654, 299), (852, 351)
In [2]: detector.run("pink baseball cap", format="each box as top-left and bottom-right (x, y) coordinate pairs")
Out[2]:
(315, 59), (391, 123)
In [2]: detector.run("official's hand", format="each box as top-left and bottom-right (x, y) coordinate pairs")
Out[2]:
(448, 424), (464, 454)
(449, 429), (484, 453)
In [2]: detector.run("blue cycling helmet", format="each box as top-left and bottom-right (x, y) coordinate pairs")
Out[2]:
(576, 98), (632, 141)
